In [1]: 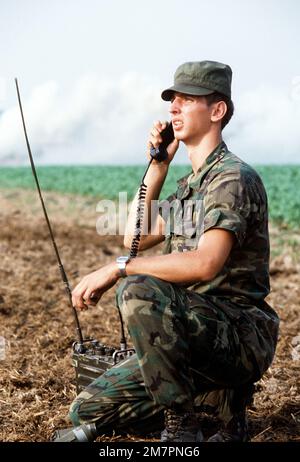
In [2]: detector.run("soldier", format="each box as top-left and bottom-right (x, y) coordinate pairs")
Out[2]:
(62, 61), (279, 442)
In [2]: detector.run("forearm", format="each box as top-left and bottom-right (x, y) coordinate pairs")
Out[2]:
(124, 251), (214, 284)
(72, 229), (233, 310)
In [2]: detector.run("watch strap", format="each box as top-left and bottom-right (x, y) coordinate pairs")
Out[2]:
(116, 256), (130, 278)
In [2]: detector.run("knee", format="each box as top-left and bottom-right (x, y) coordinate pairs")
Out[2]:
(116, 275), (152, 321)
(116, 274), (161, 305)
(116, 274), (143, 301)
(116, 274), (171, 321)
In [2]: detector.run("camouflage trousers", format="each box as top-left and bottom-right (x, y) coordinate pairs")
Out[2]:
(69, 275), (279, 434)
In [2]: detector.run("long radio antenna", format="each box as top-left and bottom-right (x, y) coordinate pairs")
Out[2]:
(15, 78), (84, 345)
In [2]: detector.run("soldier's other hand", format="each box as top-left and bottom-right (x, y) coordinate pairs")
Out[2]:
(72, 262), (120, 310)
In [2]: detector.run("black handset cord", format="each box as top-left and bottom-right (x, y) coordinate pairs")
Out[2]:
(129, 137), (169, 258)
(129, 159), (154, 258)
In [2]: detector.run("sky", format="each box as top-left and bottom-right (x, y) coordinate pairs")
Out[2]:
(0, 0), (299, 165)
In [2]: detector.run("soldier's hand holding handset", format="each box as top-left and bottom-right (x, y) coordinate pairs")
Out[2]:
(147, 120), (179, 165)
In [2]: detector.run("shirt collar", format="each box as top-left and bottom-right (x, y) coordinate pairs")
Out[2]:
(176, 141), (228, 199)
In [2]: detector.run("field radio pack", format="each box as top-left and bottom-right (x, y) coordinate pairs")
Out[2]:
(72, 340), (135, 393)
(15, 78), (174, 393)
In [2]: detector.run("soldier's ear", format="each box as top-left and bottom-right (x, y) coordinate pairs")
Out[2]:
(211, 101), (227, 123)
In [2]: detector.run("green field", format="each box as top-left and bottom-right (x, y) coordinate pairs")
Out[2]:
(0, 165), (299, 228)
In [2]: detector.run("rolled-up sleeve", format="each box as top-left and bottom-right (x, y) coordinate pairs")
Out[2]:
(203, 171), (252, 247)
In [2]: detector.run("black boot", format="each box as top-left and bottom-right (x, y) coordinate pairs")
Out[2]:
(207, 410), (249, 442)
(207, 382), (255, 442)
(160, 407), (203, 442)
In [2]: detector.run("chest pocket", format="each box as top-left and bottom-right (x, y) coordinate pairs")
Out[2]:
(164, 193), (205, 254)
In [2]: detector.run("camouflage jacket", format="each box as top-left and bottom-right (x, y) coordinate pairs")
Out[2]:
(160, 141), (271, 302)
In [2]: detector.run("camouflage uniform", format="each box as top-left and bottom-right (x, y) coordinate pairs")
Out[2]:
(69, 141), (279, 433)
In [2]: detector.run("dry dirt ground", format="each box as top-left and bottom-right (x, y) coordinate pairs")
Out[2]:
(0, 189), (299, 442)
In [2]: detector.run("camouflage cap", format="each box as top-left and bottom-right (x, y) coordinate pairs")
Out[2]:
(161, 60), (232, 101)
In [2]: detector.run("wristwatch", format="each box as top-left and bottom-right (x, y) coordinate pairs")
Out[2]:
(116, 256), (131, 278)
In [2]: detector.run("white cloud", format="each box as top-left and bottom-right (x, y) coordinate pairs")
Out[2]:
(0, 73), (168, 165)
(0, 75), (299, 165)
(226, 83), (300, 164)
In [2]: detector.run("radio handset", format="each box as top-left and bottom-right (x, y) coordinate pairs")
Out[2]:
(150, 122), (174, 162)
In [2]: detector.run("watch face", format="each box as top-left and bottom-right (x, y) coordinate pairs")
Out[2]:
(117, 256), (129, 263)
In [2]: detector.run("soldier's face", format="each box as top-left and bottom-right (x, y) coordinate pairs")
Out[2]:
(169, 92), (212, 144)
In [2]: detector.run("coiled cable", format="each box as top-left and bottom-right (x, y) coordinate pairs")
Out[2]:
(129, 157), (154, 258)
